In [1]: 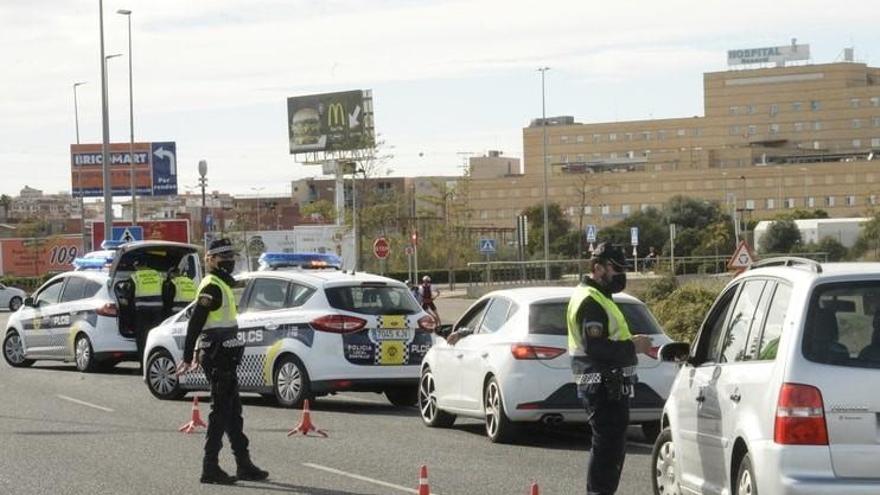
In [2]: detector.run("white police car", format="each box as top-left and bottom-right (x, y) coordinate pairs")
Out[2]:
(143, 252), (437, 408)
(3, 241), (201, 372)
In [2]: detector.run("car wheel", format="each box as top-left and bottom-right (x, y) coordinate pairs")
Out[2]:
(274, 354), (310, 408)
(74, 334), (97, 372)
(642, 421), (661, 443)
(735, 452), (757, 495)
(385, 387), (418, 407)
(146, 350), (186, 400)
(651, 427), (681, 495)
(484, 377), (517, 443)
(8, 296), (22, 312)
(418, 367), (455, 427)
(3, 331), (34, 368)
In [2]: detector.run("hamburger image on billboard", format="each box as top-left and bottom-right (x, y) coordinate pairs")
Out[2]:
(290, 107), (326, 152)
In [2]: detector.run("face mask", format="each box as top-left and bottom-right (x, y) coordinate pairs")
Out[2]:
(217, 259), (236, 274)
(608, 272), (627, 293)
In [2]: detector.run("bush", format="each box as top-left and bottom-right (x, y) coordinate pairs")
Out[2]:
(649, 283), (720, 344)
(0, 275), (52, 293)
(639, 274), (679, 305)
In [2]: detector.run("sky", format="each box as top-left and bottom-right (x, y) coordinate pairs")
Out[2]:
(1, 0), (878, 199)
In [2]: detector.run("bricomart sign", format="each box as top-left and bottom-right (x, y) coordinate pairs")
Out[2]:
(727, 43), (810, 66)
(69, 142), (178, 197)
(287, 90), (375, 154)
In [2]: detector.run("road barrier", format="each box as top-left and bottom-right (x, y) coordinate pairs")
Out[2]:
(287, 399), (328, 438)
(178, 395), (207, 434)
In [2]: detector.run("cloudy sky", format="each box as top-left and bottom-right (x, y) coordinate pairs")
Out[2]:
(1, 0), (877, 198)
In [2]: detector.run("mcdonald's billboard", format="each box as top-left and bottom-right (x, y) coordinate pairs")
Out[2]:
(287, 90), (375, 154)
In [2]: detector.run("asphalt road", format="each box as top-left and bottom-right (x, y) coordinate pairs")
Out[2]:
(0, 300), (655, 495)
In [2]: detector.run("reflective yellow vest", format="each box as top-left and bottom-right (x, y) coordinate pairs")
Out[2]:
(132, 269), (162, 299)
(199, 274), (238, 331)
(171, 276), (197, 304)
(566, 284), (632, 357)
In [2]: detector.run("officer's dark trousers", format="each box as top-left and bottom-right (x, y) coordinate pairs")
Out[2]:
(583, 388), (630, 495)
(201, 343), (249, 464)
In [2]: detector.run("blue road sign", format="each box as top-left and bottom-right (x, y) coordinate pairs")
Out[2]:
(479, 238), (497, 253)
(630, 227), (639, 246)
(586, 224), (597, 243)
(151, 142), (178, 196)
(112, 226), (143, 243)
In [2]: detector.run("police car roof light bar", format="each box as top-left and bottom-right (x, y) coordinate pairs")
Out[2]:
(73, 256), (114, 271)
(258, 252), (343, 271)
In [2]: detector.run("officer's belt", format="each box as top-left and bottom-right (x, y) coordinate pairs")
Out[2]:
(575, 366), (636, 386)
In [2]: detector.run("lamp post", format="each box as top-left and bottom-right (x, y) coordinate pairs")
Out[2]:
(800, 167), (808, 207)
(73, 81), (87, 250)
(739, 175), (747, 243)
(537, 66), (551, 280)
(251, 186), (265, 232)
(198, 160), (208, 249)
(116, 9), (136, 223)
(98, 0), (114, 243)
(102, 53), (122, 235)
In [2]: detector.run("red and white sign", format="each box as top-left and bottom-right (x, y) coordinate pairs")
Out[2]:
(404, 246), (414, 257)
(91, 219), (190, 248)
(373, 237), (390, 259)
(727, 240), (756, 271)
(0, 235), (84, 277)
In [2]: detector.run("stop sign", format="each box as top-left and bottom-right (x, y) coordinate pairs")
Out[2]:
(373, 237), (390, 259)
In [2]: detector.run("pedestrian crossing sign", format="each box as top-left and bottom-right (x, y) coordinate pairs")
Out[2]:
(479, 239), (497, 253)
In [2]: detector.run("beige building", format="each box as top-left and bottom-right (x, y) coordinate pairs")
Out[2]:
(469, 59), (880, 230)
(469, 150), (522, 179)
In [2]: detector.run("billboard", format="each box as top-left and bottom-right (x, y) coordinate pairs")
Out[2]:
(727, 43), (810, 66)
(287, 90), (374, 154)
(91, 219), (190, 249)
(0, 235), (84, 277)
(70, 142), (178, 197)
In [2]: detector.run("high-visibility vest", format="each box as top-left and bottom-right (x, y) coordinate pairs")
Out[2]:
(199, 274), (238, 331)
(132, 269), (162, 300)
(566, 284), (632, 356)
(171, 276), (197, 304)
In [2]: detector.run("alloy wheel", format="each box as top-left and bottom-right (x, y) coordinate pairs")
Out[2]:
(277, 361), (303, 403)
(419, 371), (437, 421)
(149, 355), (178, 396)
(655, 439), (680, 495)
(75, 337), (91, 370)
(4, 334), (25, 364)
(485, 381), (502, 438)
(737, 468), (754, 495)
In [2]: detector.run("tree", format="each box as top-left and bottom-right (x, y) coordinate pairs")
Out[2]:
(650, 283), (722, 343)
(665, 196), (724, 231)
(522, 203), (572, 258)
(775, 208), (829, 220)
(300, 199), (336, 223)
(598, 207), (669, 258)
(853, 210), (880, 260)
(759, 219), (802, 253)
(805, 236), (848, 261)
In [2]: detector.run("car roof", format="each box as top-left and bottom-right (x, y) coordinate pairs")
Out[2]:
(742, 261), (880, 284)
(479, 286), (643, 305)
(239, 269), (406, 287)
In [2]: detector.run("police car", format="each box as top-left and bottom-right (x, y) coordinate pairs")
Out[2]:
(143, 252), (437, 408)
(2, 241), (202, 372)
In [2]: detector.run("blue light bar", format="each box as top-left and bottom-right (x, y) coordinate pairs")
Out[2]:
(73, 256), (114, 271)
(258, 252), (342, 271)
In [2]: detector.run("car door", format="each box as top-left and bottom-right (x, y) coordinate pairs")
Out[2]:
(437, 298), (489, 410)
(675, 283), (738, 494)
(53, 275), (90, 357)
(21, 278), (66, 356)
(236, 276), (299, 389)
(0, 283), (10, 308)
(457, 297), (514, 412)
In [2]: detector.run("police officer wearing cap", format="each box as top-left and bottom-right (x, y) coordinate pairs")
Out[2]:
(176, 239), (268, 485)
(566, 242), (652, 495)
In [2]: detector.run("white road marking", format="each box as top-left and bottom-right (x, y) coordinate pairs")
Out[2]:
(56, 395), (114, 413)
(303, 462), (438, 495)
(334, 394), (392, 405)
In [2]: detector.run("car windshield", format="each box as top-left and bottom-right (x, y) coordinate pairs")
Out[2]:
(529, 301), (662, 335)
(803, 281), (880, 369)
(325, 284), (421, 315)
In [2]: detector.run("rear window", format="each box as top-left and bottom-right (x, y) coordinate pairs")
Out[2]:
(803, 281), (880, 369)
(529, 301), (662, 335)
(325, 284), (422, 315)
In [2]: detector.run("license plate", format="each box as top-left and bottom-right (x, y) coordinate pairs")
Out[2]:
(375, 328), (410, 340)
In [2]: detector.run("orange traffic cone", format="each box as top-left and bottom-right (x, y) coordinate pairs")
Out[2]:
(178, 395), (207, 434)
(418, 465), (430, 495)
(287, 399), (328, 438)
(529, 480), (540, 495)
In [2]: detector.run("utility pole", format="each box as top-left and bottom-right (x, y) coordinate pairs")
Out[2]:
(538, 67), (551, 280)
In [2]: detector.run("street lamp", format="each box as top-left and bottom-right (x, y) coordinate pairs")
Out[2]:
(251, 187), (265, 232)
(116, 9), (136, 223)
(800, 167), (809, 207)
(198, 160), (208, 249)
(537, 66), (551, 280)
(73, 81), (87, 250)
(98, 0), (114, 243)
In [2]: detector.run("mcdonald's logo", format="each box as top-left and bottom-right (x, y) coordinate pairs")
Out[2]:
(327, 102), (346, 128)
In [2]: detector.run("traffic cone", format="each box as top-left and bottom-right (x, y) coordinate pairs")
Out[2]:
(287, 400), (328, 438)
(417, 465), (430, 495)
(529, 480), (540, 495)
(178, 395), (207, 434)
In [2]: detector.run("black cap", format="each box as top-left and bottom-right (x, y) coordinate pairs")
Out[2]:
(207, 238), (235, 256)
(591, 242), (627, 269)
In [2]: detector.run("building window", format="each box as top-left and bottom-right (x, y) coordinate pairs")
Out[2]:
(850, 98), (861, 108)
(853, 139), (862, 148)
(642, 131), (652, 141)
(677, 129), (686, 137)
(729, 106), (738, 115)
(872, 97), (880, 107)
(560, 135), (569, 143)
(825, 196), (835, 207)
(625, 133), (633, 141)
(870, 195), (878, 206)
(745, 199), (756, 210)
(874, 117), (880, 127)
(872, 138), (880, 147)
(810, 100), (821, 111)
(769, 123), (780, 134)
(766, 198), (775, 209)
(692, 128), (703, 137)
(769, 104), (779, 116)
(846, 195), (857, 206)
(792, 101), (803, 112)
(592, 152), (601, 159)
(794, 122), (804, 132)
(609, 152), (618, 159)
(657, 130), (666, 140)
(561, 154), (569, 162)
(621, 204), (632, 215)
(576, 154), (585, 161)
(583, 206), (592, 215)
(853, 119), (862, 129)
(609, 133), (617, 141)
(576, 135), (585, 143)
(592, 134), (601, 143)
(785, 198), (796, 209)
(813, 141), (822, 149)
(813, 121), (822, 131)
(601, 205), (610, 215)
(747, 104), (757, 114)
(807, 197), (815, 208)
(729, 126), (741, 136)
(747, 125), (757, 136)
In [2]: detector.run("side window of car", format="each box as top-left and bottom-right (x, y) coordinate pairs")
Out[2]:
(755, 283), (792, 361)
(83, 280), (102, 299)
(244, 278), (289, 312)
(696, 285), (738, 364)
(455, 300), (490, 333)
(719, 280), (767, 363)
(60, 277), (87, 303)
(479, 298), (512, 334)
(35, 279), (65, 308)
(287, 283), (315, 308)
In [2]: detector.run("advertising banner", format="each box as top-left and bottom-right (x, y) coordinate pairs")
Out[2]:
(0, 235), (84, 277)
(70, 142), (178, 197)
(287, 90), (375, 154)
(91, 219), (190, 248)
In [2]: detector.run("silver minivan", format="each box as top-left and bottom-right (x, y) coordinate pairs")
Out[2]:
(654, 258), (880, 495)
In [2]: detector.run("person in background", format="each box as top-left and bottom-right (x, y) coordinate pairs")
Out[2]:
(162, 266), (197, 318)
(419, 275), (440, 323)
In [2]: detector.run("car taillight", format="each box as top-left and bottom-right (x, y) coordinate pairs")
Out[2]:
(418, 315), (437, 332)
(774, 383), (828, 445)
(646, 346), (660, 360)
(510, 344), (566, 360)
(96, 303), (118, 317)
(311, 315), (366, 334)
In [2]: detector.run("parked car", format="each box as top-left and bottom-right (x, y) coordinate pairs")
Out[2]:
(2, 241), (201, 372)
(418, 287), (676, 443)
(653, 257), (880, 495)
(143, 252), (436, 408)
(0, 282), (26, 312)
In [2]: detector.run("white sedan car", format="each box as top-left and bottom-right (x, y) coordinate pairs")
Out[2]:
(144, 253), (437, 408)
(0, 282), (26, 312)
(418, 287), (676, 443)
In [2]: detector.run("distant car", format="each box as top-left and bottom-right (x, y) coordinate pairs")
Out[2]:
(418, 287), (676, 443)
(653, 258), (880, 495)
(2, 241), (201, 372)
(0, 282), (26, 311)
(143, 252), (437, 408)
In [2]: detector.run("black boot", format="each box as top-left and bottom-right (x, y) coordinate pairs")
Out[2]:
(236, 455), (269, 481)
(201, 461), (237, 485)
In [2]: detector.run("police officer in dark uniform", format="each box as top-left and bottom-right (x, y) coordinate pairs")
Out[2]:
(175, 239), (268, 485)
(566, 242), (652, 495)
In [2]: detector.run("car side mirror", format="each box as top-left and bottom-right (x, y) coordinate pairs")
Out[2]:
(659, 342), (691, 363)
(24, 297), (35, 308)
